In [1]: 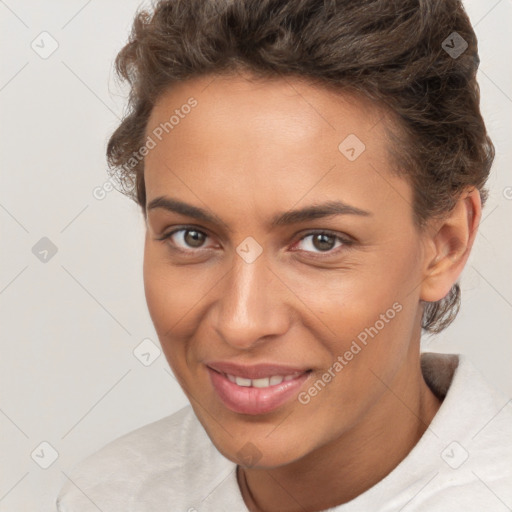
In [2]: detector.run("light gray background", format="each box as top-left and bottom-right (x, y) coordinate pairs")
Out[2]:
(0, 1), (511, 510)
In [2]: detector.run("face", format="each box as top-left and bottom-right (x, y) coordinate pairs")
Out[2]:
(143, 73), (429, 468)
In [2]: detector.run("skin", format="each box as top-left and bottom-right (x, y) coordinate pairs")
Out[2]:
(142, 72), (481, 512)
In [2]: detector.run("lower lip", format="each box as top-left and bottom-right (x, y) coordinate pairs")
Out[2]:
(207, 367), (311, 415)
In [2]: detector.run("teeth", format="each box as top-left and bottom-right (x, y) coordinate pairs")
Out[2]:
(235, 376), (252, 387)
(269, 375), (284, 385)
(227, 372), (302, 388)
(252, 377), (270, 388)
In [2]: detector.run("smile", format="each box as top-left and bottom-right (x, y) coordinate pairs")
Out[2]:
(206, 362), (312, 415)
(225, 372), (304, 388)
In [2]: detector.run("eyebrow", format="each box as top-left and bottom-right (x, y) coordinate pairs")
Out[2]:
(147, 196), (371, 232)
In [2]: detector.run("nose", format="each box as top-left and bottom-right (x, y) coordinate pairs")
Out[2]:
(212, 250), (290, 351)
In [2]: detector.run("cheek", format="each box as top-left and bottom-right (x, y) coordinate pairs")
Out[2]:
(143, 251), (171, 330)
(142, 244), (220, 374)
(143, 245), (202, 331)
(143, 259), (190, 376)
(288, 258), (411, 338)
(297, 247), (421, 374)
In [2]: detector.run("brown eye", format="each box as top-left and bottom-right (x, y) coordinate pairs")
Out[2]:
(183, 229), (206, 248)
(311, 233), (336, 251)
(294, 231), (348, 256)
(162, 228), (210, 250)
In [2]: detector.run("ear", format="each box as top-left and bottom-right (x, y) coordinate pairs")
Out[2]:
(420, 188), (481, 302)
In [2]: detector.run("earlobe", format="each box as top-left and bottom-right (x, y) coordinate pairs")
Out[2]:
(420, 188), (481, 303)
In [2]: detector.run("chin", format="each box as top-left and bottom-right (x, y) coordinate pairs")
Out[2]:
(206, 423), (315, 469)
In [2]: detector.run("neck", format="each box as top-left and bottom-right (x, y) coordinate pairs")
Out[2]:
(237, 351), (443, 512)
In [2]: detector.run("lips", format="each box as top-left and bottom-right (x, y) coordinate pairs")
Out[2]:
(206, 361), (312, 415)
(206, 361), (310, 379)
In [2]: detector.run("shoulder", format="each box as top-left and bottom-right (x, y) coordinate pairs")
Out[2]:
(357, 353), (512, 512)
(412, 353), (512, 511)
(56, 405), (235, 511)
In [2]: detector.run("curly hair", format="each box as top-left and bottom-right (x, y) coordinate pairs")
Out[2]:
(106, 0), (494, 334)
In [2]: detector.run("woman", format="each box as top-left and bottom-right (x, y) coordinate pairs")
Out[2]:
(56, 0), (512, 510)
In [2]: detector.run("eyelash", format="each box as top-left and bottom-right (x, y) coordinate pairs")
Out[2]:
(157, 226), (353, 258)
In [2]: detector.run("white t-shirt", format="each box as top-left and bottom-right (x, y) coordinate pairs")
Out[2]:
(56, 352), (512, 511)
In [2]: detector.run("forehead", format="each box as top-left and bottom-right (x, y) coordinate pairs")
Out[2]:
(146, 72), (388, 153)
(143, 73), (411, 225)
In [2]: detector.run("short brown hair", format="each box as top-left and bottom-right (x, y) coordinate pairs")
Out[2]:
(106, 0), (494, 333)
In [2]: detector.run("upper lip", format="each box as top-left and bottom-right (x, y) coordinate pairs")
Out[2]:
(206, 361), (311, 379)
